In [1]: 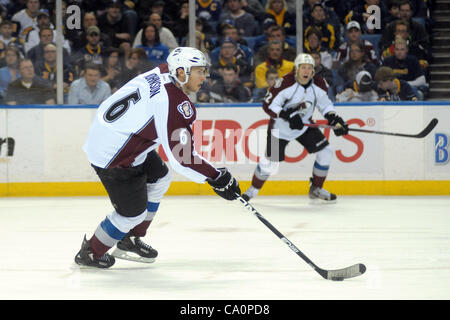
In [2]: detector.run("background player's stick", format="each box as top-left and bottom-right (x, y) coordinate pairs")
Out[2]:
(237, 194), (366, 281)
(304, 118), (438, 138)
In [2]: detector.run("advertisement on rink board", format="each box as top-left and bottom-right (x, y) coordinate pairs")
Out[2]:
(158, 106), (385, 180)
(0, 104), (449, 188)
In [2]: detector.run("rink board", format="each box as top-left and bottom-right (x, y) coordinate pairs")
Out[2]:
(0, 102), (449, 196)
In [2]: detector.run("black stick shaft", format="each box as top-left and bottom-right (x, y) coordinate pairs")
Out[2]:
(237, 195), (325, 277)
(304, 118), (438, 138)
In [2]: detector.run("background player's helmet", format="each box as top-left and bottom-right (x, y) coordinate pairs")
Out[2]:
(294, 53), (315, 69)
(167, 47), (210, 85)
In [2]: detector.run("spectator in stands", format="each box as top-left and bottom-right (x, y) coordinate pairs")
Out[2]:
(379, 0), (429, 57)
(0, 47), (21, 102)
(197, 0), (222, 27)
(336, 70), (378, 102)
(132, 13), (178, 52)
(5, 58), (55, 105)
(344, 0), (389, 34)
(304, 27), (332, 69)
(386, 0), (402, 24)
(240, 0), (266, 26)
(68, 62), (111, 105)
(144, 0), (178, 33)
(71, 12), (112, 52)
(254, 40), (294, 89)
(34, 43), (74, 98)
(210, 64), (252, 103)
(255, 25), (296, 66)
(27, 27), (70, 66)
(252, 17), (277, 54)
(374, 66), (417, 101)
(210, 37), (252, 87)
(220, 22), (247, 47)
(0, 20), (25, 57)
(382, 37), (428, 100)
(264, 0), (296, 35)
(97, 1), (133, 58)
(333, 21), (379, 68)
(212, 23), (253, 66)
(72, 26), (107, 77)
(337, 41), (378, 89)
(101, 47), (123, 93)
(11, 0), (42, 40)
(310, 51), (335, 98)
(381, 19), (430, 68)
(136, 23), (169, 66)
(303, 0), (343, 39)
(117, 47), (152, 87)
(253, 67), (279, 102)
(172, 0), (190, 43)
(219, 0), (259, 37)
(25, 11), (70, 54)
(304, 3), (338, 51)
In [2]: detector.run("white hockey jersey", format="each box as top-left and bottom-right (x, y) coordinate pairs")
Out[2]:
(83, 64), (220, 183)
(263, 73), (335, 141)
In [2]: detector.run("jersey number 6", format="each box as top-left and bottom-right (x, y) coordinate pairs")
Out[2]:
(103, 89), (141, 123)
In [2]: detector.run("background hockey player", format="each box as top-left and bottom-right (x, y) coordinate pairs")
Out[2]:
(242, 53), (348, 203)
(75, 47), (241, 269)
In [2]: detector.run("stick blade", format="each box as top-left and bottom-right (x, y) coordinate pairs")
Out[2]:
(417, 118), (438, 138)
(323, 263), (366, 281)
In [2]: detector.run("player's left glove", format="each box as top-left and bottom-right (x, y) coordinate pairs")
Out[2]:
(279, 108), (304, 130)
(207, 168), (241, 201)
(325, 112), (349, 136)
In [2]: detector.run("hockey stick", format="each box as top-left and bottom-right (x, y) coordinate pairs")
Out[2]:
(237, 194), (366, 281)
(304, 118), (438, 138)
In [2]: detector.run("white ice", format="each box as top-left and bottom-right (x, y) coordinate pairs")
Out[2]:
(0, 195), (449, 300)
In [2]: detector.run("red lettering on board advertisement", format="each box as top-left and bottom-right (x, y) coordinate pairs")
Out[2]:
(158, 119), (365, 163)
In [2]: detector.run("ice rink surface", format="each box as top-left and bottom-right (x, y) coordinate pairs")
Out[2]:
(0, 195), (449, 300)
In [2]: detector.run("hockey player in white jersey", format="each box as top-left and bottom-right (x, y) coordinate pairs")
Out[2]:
(75, 47), (241, 268)
(242, 53), (349, 203)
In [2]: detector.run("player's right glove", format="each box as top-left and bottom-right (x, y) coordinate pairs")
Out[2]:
(279, 108), (304, 130)
(325, 112), (349, 136)
(207, 168), (241, 201)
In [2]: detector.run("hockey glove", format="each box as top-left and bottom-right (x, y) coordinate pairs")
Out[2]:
(279, 108), (304, 130)
(207, 168), (241, 201)
(325, 112), (349, 136)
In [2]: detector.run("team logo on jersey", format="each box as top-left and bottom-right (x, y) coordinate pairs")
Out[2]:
(297, 101), (313, 117)
(177, 101), (194, 119)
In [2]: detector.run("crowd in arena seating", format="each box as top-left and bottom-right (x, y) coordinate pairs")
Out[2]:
(0, 0), (433, 104)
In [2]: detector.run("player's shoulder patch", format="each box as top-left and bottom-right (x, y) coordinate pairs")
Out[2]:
(177, 101), (194, 119)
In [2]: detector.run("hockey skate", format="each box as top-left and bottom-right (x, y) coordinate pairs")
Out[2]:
(111, 233), (158, 263)
(309, 178), (337, 203)
(74, 235), (115, 269)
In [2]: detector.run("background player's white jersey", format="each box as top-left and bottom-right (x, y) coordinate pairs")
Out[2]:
(83, 64), (219, 183)
(263, 73), (335, 141)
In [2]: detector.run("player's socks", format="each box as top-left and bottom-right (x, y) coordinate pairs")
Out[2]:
(74, 235), (115, 268)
